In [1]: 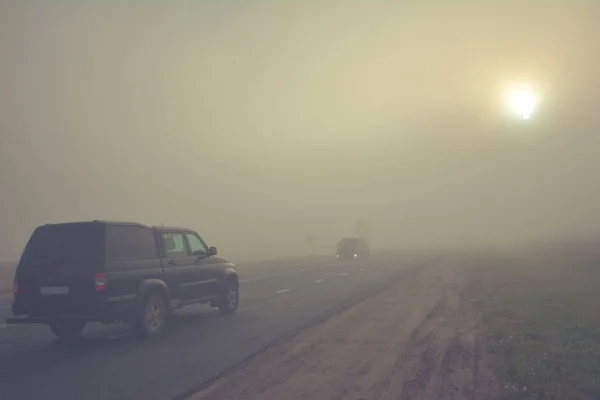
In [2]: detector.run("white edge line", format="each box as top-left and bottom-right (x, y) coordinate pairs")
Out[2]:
(275, 289), (290, 294)
(314, 279), (324, 283)
(107, 333), (132, 340)
(0, 324), (16, 330)
(240, 263), (340, 283)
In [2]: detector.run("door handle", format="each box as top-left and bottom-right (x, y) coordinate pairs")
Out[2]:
(168, 260), (177, 267)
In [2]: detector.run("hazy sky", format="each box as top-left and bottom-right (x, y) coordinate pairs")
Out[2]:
(1, 1), (599, 262)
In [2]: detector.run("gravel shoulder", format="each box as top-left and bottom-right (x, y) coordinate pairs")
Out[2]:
(190, 258), (498, 400)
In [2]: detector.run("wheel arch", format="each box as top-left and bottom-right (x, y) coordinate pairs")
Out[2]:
(221, 267), (239, 286)
(137, 279), (170, 304)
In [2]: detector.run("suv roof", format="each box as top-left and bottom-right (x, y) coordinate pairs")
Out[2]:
(36, 221), (197, 233)
(41, 220), (151, 228)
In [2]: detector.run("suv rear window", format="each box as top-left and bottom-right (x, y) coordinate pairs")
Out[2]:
(20, 224), (105, 268)
(106, 225), (157, 260)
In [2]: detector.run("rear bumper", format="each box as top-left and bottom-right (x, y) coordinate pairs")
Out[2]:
(9, 296), (137, 325)
(6, 315), (98, 325)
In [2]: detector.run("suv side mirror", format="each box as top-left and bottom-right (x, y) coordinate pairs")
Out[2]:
(209, 246), (217, 256)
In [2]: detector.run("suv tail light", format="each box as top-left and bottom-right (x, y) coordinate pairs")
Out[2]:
(94, 273), (107, 292)
(12, 277), (18, 294)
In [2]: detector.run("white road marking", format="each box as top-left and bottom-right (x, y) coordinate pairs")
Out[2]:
(0, 324), (16, 330)
(240, 263), (340, 283)
(314, 279), (324, 283)
(339, 273), (348, 276)
(276, 289), (290, 294)
(360, 269), (365, 271)
(107, 333), (131, 340)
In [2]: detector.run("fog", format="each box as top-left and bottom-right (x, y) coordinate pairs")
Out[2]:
(1, 2), (599, 262)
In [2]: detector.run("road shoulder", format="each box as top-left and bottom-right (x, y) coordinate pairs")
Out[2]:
(189, 258), (498, 400)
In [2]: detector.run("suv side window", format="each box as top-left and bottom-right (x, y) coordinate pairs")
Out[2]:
(107, 225), (157, 260)
(186, 233), (208, 256)
(161, 232), (188, 258)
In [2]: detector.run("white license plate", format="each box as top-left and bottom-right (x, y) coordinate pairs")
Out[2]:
(40, 286), (69, 295)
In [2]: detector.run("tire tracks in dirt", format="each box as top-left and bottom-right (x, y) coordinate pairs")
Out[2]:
(393, 263), (490, 400)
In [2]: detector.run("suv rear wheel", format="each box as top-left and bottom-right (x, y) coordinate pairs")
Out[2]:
(218, 279), (239, 314)
(50, 320), (86, 341)
(134, 293), (168, 339)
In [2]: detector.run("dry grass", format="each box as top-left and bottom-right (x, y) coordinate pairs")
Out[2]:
(476, 249), (600, 400)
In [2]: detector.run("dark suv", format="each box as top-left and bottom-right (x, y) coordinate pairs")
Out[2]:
(7, 221), (239, 340)
(336, 237), (370, 261)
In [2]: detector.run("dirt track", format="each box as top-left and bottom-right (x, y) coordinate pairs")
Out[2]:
(190, 259), (497, 400)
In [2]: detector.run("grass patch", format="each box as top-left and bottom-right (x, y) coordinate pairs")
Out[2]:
(476, 251), (600, 400)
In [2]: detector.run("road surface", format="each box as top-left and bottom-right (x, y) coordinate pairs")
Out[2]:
(0, 254), (432, 400)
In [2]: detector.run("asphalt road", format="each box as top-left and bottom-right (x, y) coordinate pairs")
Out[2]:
(0, 254), (432, 400)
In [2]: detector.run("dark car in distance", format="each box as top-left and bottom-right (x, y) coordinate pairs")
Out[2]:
(336, 237), (370, 261)
(7, 221), (239, 340)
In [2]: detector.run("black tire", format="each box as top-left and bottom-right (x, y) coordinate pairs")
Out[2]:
(50, 320), (86, 341)
(134, 293), (168, 339)
(218, 278), (239, 315)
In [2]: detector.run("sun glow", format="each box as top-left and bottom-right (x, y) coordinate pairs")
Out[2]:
(504, 86), (538, 120)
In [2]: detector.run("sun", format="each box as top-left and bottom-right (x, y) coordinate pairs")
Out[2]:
(504, 86), (537, 120)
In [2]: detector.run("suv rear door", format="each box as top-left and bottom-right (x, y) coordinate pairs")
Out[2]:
(105, 224), (163, 309)
(14, 223), (105, 316)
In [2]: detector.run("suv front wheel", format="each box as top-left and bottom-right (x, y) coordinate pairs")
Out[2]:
(218, 279), (239, 314)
